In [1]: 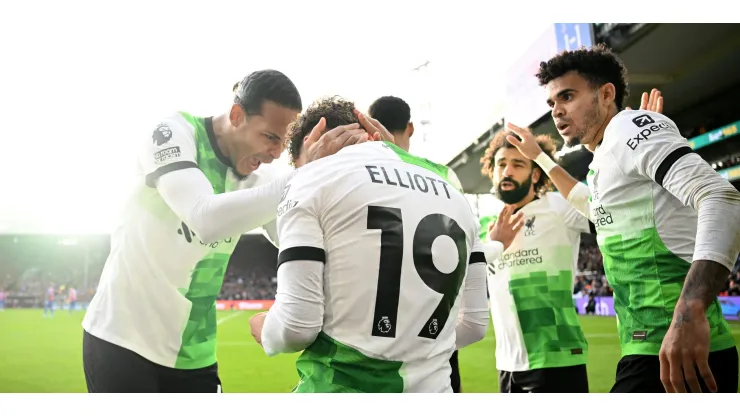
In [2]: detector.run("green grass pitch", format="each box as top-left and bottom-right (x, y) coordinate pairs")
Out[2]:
(1, 309), (738, 393)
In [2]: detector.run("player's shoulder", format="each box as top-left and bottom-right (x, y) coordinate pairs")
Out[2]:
(542, 191), (573, 214)
(444, 166), (463, 192)
(147, 111), (197, 147)
(608, 109), (677, 132)
(543, 190), (567, 205)
(399, 148), (450, 181)
(606, 110), (684, 152)
(155, 111), (196, 131)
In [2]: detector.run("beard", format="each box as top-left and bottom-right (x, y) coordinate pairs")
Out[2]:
(565, 96), (602, 147)
(495, 174), (533, 204)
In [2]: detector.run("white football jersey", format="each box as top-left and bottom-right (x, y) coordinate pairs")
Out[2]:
(275, 141), (486, 393)
(82, 112), (247, 369)
(481, 193), (590, 372)
(588, 110), (735, 356)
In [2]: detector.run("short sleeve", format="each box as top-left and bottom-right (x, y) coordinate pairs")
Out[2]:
(547, 192), (590, 233)
(608, 110), (693, 186)
(139, 114), (199, 188)
(276, 169), (326, 268)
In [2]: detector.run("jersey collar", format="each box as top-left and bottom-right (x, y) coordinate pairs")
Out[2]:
(204, 117), (235, 169)
(513, 195), (539, 214)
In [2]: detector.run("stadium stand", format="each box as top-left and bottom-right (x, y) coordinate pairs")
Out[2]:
(0, 234), (736, 310)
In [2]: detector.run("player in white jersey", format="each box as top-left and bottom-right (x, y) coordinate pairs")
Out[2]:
(249, 97), (490, 392)
(506, 44), (740, 393)
(81, 70), (370, 393)
(367, 95), (466, 391)
(477, 127), (592, 392)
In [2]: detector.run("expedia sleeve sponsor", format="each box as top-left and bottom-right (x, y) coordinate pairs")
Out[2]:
(626, 120), (671, 150)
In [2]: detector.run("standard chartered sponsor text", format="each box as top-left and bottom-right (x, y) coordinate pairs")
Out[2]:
(591, 205), (613, 228)
(497, 248), (543, 269)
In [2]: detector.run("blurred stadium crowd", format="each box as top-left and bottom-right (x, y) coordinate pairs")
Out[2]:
(1, 235), (738, 310)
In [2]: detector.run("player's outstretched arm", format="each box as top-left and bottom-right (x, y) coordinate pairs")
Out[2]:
(141, 116), (297, 244)
(157, 170), (294, 245)
(658, 153), (740, 393)
(455, 239), (490, 350)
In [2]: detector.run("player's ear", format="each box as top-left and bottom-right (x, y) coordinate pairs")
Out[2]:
(228, 104), (245, 127)
(407, 122), (414, 138)
(600, 83), (616, 106)
(532, 165), (542, 185)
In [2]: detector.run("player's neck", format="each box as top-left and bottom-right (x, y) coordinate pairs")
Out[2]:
(585, 106), (618, 152)
(394, 134), (410, 152)
(210, 113), (234, 160)
(514, 191), (537, 210)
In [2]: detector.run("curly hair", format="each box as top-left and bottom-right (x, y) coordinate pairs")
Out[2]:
(287, 96), (361, 166)
(480, 128), (557, 196)
(536, 43), (629, 110)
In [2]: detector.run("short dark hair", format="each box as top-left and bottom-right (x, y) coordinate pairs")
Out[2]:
(368, 96), (411, 133)
(480, 128), (557, 196)
(234, 69), (302, 115)
(287, 96), (360, 166)
(536, 44), (629, 110)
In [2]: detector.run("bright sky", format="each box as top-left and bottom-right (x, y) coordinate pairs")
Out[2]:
(1, 1), (684, 234)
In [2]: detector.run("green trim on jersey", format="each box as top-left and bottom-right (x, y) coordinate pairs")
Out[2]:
(175, 252), (231, 368)
(601, 226), (735, 356)
(383, 141), (460, 191)
(173, 112), (237, 369)
(294, 332), (404, 393)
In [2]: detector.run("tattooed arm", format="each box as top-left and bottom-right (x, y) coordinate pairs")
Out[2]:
(655, 148), (740, 393)
(673, 260), (731, 326)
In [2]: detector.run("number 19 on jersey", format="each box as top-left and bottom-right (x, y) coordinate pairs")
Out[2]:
(366, 206), (468, 340)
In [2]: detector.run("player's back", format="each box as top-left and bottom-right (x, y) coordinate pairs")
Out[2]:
(287, 141), (481, 393)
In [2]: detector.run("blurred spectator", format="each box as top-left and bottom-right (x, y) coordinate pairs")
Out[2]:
(585, 293), (596, 315)
(728, 280), (740, 297)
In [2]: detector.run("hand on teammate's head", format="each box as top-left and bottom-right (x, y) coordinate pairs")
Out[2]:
(353, 109), (395, 144)
(287, 97), (376, 166)
(504, 123), (543, 161)
(304, 120), (370, 164)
